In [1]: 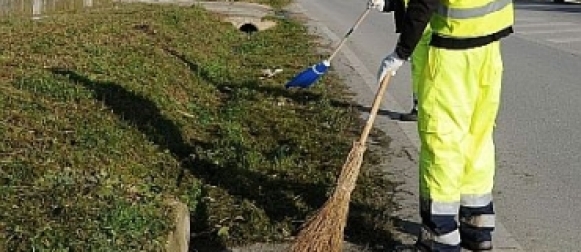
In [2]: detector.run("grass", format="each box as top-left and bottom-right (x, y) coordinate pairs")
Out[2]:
(202, 0), (293, 8)
(0, 1), (399, 251)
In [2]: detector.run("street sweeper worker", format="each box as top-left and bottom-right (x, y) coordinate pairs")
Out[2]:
(370, 0), (514, 250)
(369, 0), (432, 121)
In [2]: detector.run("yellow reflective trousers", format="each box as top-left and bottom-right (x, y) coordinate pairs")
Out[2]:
(417, 41), (503, 203)
(411, 28), (432, 96)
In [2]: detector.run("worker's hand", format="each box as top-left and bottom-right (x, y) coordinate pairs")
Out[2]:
(377, 51), (405, 82)
(368, 0), (385, 11)
(378, 52), (405, 80)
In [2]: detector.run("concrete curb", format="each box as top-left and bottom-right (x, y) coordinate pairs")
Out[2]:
(116, 0), (278, 31)
(166, 199), (190, 252)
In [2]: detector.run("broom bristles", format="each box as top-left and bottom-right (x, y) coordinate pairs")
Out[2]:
(288, 142), (366, 252)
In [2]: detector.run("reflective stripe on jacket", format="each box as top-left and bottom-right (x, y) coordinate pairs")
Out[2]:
(431, 0), (514, 38)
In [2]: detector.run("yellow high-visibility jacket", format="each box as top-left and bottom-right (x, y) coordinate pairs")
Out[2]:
(431, 0), (514, 38)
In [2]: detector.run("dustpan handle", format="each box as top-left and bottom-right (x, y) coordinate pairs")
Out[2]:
(328, 7), (371, 62)
(359, 74), (392, 145)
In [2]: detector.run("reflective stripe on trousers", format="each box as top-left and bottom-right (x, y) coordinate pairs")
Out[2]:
(418, 224), (462, 252)
(417, 41), (502, 250)
(418, 196), (496, 251)
(460, 194), (495, 242)
(419, 199), (461, 252)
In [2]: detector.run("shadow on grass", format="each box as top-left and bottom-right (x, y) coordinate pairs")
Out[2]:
(161, 50), (410, 249)
(345, 203), (407, 251)
(48, 68), (332, 251)
(49, 55), (407, 250)
(391, 217), (422, 239)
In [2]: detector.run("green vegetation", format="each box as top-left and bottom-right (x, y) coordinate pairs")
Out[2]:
(0, 2), (397, 251)
(209, 0), (293, 8)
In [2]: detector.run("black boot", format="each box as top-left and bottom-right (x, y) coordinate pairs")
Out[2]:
(460, 240), (493, 251)
(400, 96), (418, 121)
(400, 108), (418, 121)
(392, 244), (424, 252)
(459, 203), (495, 251)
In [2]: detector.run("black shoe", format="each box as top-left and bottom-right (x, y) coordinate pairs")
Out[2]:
(392, 244), (423, 252)
(414, 241), (464, 252)
(460, 240), (493, 251)
(400, 108), (418, 121)
(414, 242), (430, 252)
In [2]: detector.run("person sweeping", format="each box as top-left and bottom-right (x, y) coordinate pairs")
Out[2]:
(372, 0), (514, 249)
(369, 0), (431, 122)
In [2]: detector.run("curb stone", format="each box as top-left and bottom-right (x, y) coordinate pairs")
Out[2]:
(166, 199), (190, 252)
(116, 0), (278, 31)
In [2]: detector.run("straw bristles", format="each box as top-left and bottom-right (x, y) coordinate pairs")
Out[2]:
(288, 141), (367, 252)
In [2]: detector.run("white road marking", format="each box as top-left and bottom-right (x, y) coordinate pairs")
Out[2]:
(518, 28), (581, 35)
(515, 21), (576, 28)
(547, 37), (581, 43)
(515, 17), (547, 22)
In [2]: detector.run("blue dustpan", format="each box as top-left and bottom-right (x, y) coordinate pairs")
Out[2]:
(285, 60), (330, 89)
(283, 8), (371, 89)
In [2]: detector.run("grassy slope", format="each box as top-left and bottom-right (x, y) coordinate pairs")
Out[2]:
(0, 2), (397, 251)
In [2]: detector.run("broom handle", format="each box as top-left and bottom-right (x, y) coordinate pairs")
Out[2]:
(358, 74), (392, 145)
(328, 7), (371, 62)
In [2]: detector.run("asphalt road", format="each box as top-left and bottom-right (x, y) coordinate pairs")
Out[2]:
(294, 0), (581, 251)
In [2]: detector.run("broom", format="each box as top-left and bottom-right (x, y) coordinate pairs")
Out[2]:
(289, 73), (393, 252)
